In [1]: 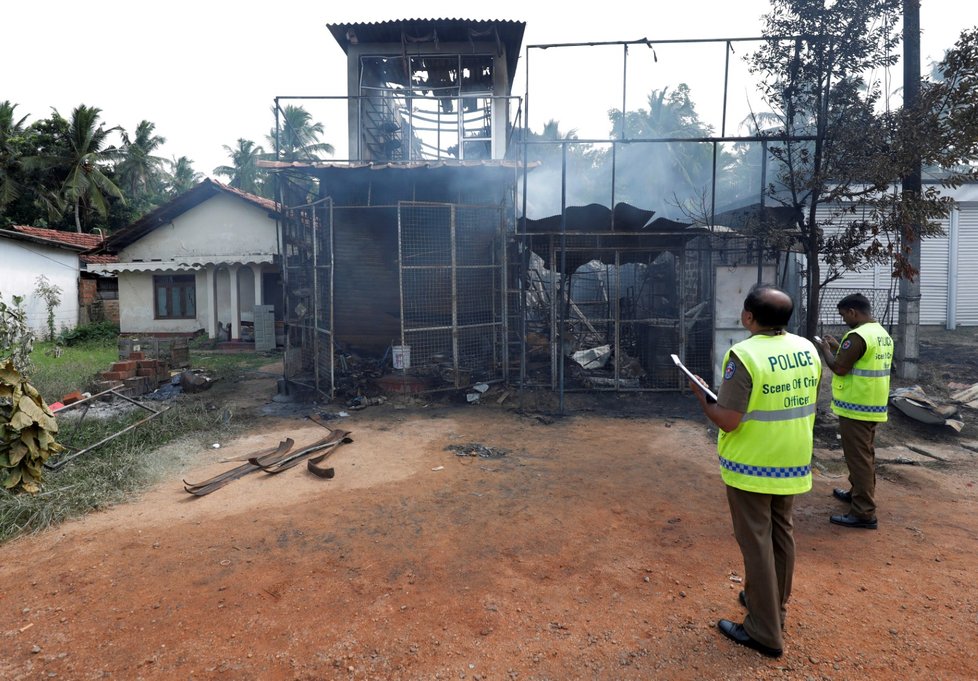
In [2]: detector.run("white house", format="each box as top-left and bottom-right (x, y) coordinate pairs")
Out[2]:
(86, 179), (282, 341)
(816, 180), (978, 329)
(0, 227), (95, 335)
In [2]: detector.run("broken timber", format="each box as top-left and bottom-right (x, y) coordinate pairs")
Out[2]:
(183, 427), (352, 496)
(182, 438), (295, 496)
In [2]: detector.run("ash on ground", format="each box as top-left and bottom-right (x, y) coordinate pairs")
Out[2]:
(445, 443), (509, 459)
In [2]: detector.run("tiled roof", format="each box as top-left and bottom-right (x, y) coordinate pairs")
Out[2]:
(208, 179), (278, 212)
(81, 253), (119, 264)
(11, 225), (105, 249)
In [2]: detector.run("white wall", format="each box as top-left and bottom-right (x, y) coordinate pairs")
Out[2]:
(117, 266), (264, 336)
(116, 270), (207, 335)
(120, 193), (278, 261)
(818, 194), (978, 326)
(0, 240), (79, 336)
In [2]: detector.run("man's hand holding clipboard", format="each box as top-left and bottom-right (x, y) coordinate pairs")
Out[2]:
(671, 354), (718, 403)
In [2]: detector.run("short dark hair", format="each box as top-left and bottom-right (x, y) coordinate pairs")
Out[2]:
(837, 293), (872, 315)
(744, 284), (794, 328)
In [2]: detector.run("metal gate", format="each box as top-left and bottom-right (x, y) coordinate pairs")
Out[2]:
(397, 201), (507, 389)
(282, 197), (335, 397)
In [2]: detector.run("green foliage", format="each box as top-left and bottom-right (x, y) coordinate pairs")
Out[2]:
(190, 350), (276, 380)
(213, 138), (268, 196)
(32, 274), (62, 342)
(0, 100), (30, 215)
(31, 338), (117, 402)
(0, 396), (238, 543)
(57, 320), (120, 347)
(907, 27), (978, 181)
(0, 102), (206, 234)
(268, 104), (335, 161)
(167, 156), (203, 196)
(22, 105), (126, 233)
(607, 85), (735, 214)
(0, 292), (34, 376)
(742, 0), (973, 333)
(3, 97), (324, 232)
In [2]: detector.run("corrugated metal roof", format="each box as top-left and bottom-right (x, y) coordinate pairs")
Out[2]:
(259, 159), (533, 171)
(327, 18), (526, 85)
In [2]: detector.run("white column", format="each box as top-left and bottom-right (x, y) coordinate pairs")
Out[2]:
(229, 264), (241, 341)
(251, 264), (264, 305)
(947, 206), (959, 330)
(205, 266), (219, 339)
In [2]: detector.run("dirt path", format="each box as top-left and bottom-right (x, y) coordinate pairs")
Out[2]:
(2, 384), (978, 680)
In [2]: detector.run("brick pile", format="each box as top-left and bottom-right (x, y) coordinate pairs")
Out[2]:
(96, 351), (171, 396)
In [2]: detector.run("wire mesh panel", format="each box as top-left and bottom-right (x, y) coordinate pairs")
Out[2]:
(811, 286), (894, 338)
(281, 199), (334, 397)
(398, 202), (505, 388)
(515, 232), (714, 391)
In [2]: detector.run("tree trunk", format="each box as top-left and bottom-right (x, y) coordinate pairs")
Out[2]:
(805, 223), (820, 338)
(74, 200), (82, 233)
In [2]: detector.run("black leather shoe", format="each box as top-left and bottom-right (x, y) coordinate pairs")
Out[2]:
(738, 590), (747, 608)
(830, 513), (878, 529)
(832, 488), (852, 503)
(717, 619), (783, 658)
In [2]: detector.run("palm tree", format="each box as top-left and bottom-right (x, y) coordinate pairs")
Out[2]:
(267, 104), (334, 161)
(213, 139), (265, 195)
(167, 156), (202, 196)
(0, 101), (29, 213)
(117, 120), (167, 200)
(24, 105), (124, 232)
(605, 86), (733, 211)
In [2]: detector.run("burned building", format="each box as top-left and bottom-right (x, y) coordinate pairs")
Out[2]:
(268, 19), (526, 397)
(269, 18), (763, 401)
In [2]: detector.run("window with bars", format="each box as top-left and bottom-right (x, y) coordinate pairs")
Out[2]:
(154, 274), (196, 319)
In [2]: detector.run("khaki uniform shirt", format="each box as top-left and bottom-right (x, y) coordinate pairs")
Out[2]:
(834, 329), (868, 373)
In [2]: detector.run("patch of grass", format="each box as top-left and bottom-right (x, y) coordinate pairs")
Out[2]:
(190, 350), (279, 380)
(30, 339), (118, 403)
(0, 347), (281, 544)
(0, 395), (240, 544)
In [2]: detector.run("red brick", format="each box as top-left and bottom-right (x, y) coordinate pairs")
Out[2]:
(62, 391), (83, 405)
(137, 360), (159, 370)
(101, 371), (127, 381)
(111, 361), (137, 373)
(128, 351), (145, 361)
(136, 368), (157, 378)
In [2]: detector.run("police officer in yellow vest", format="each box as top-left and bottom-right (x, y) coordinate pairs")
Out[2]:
(689, 284), (820, 658)
(816, 292), (892, 530)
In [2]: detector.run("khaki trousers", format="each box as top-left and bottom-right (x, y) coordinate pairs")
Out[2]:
(839, 416), (878, 519)
(725, 485), (795, 651)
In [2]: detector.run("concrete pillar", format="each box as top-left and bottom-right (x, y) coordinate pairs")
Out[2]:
(205, 266), (219, 339)
(229, 264), (241, 341)
(251, 264), (264, 305)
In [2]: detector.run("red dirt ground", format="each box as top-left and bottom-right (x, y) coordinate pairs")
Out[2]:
(2, 365), (978, 680)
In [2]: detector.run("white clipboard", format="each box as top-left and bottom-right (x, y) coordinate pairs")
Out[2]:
(671, 354), (718, 402)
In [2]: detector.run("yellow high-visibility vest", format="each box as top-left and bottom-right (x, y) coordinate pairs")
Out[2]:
(717, 333), (821, 495)
(831, 321), (892, 422)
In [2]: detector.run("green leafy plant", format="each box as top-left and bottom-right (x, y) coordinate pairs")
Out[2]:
(0, 292), (34, 376)
(33, 275), (62, 342)
(58, 320), (119, 346)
